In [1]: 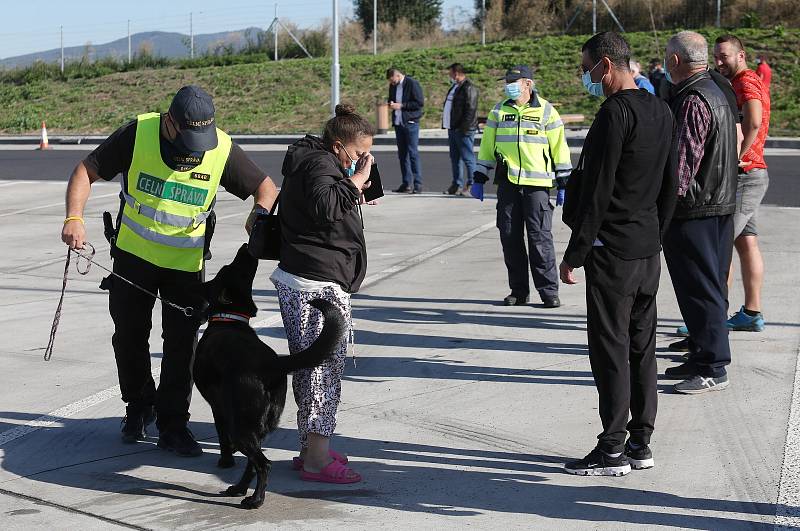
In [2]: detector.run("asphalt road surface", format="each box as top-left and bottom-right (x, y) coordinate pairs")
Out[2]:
(0, 148), (797, 207)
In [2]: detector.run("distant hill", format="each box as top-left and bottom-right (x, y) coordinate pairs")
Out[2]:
(0, 28), (262, 68)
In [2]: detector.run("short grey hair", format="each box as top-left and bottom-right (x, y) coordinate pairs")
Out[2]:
(667, 31), (708, 66)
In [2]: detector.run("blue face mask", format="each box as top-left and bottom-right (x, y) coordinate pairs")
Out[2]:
(664, 57), (674, 84)
(582, 60), (605, 97)
(505, 82), (522, 99)
(340, 144), (358, 177)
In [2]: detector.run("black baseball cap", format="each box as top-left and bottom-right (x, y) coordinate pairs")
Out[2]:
(168, 85), (218, 151)
(502, 65), (534, 82)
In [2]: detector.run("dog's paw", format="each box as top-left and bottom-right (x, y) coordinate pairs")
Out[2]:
(217, 455), (235, 468)
(240, 495), (265, 510)
(224, 485), (248, 497)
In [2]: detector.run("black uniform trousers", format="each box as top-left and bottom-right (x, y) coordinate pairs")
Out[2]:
(585, 246), (660, 455)
(109, 248), (201, 431)
(496, 179), (559, 301)
(663, 215), (734, 378)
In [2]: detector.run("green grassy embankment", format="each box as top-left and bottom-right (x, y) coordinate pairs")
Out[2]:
(1, 27), (797, 135)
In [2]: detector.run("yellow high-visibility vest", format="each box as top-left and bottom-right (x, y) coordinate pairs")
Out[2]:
(115, 112), (231, 272)
(476, 94), (572, 187)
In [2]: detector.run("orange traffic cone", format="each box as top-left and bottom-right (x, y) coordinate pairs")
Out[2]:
(37, 121), (51, 150)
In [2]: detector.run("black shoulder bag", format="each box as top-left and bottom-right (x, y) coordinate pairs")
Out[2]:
(247, 192), (282, 260)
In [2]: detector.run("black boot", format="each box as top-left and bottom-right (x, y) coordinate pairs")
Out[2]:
(157, 425), (203, 457)
(121, 405), (155, 444)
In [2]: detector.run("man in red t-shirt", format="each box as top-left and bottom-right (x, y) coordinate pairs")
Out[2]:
(714, 34), (770, 332)
(755, 54), (772, 93)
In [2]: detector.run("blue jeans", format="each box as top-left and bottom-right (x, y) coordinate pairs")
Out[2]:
(394, 122), (422, 189)
(447, 129), (476, 188)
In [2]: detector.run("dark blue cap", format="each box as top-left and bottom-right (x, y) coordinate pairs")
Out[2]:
(168, 85), (217, 152)
(503, 65), (534, 82)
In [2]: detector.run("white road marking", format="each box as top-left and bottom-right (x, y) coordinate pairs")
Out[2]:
(0, 191), (120, 218)
(0, 220), (494, 446)
(775, 343), (800, 529)
(0, 368), (159, 448)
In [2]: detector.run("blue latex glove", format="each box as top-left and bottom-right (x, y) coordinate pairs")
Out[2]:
(471, 182), (484, 201)
(556, 188), (565, 206)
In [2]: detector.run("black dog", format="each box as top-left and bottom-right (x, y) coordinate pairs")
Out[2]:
(193, 243), (347, 509)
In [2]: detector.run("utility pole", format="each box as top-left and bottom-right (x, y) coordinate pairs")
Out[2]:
(274, 4), (279, 61)
(481, 0), (486, 45)
(592, 0), (597, 34)
(716, 0), (721, 27)
(331, 0), (340, 116)
(127, 20), (131, 63)
(372, 0), (377, 55)
(60, 26), (64, 74)
(190, 12), (194, 59)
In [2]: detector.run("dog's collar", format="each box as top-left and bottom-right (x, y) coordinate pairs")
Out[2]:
(209, 312), (251, 324)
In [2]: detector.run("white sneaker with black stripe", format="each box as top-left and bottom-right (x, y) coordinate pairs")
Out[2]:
(674, 373), (729, 394)
(564, 448), (631, 476)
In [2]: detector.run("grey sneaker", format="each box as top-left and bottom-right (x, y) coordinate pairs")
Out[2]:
(674, 374), (729, 394)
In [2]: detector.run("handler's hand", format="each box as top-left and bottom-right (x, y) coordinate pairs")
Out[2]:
(62, 220), (86, 250)
(389, 102), (402, 111)
(559, 260), (578, 285)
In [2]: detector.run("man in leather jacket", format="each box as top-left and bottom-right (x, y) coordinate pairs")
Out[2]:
(661, 31), (738, 394)
(442, 63), (479, 196)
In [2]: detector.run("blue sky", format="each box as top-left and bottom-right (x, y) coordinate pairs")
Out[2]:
(0, 0), (474, 59)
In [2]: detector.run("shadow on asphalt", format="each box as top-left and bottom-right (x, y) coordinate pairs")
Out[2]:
(0, 417), (775, 529)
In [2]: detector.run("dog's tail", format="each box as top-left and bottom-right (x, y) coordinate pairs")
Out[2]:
(273, 299), (348, 374)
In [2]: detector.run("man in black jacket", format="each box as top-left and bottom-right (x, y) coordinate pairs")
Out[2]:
(387, 67), (425, 193)
(661, 31), (738, 394)
(442, 63), (479, 196)
(561, 32), (676, 477)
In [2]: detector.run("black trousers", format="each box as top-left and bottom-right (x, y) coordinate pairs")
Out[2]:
(585, 247), (660, 454)
(109, 248), (201, 431)
(663, 215), (734, 378)
(496, 180), (558, 300)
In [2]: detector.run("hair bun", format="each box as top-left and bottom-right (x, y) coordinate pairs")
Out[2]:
(335, 103), (357, 117)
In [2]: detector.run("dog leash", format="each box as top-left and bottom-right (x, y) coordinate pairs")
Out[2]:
(44, 242), (194, 361)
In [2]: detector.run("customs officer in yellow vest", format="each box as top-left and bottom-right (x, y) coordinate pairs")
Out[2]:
(61, 86), (278, 455)
(472, 65), (572, 308)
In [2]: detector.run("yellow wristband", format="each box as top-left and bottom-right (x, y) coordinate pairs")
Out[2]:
(64, 216), (84, 225)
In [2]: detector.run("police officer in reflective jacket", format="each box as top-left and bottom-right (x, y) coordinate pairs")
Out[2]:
(61, 86), (278, 455)
(472, 65), (572, 308)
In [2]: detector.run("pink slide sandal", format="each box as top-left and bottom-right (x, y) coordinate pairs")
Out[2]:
(300, 459), (362, 484)
(292, 449), (348, 471)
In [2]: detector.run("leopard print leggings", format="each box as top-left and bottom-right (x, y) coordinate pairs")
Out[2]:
(273, 280), (351, 448)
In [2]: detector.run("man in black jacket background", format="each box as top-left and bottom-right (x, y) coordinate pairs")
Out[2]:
(442, 63), (479, 196)
(561, 32), (676, 477)
(387, 67), (425, 193)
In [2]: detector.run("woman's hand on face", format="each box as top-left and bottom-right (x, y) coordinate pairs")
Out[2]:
(354, 153), (373, 179)
(350, 152), (374, 190)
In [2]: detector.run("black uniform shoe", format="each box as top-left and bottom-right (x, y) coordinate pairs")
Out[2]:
(413, 186), (423, 194)
(503, 293), (530, 306)
(664, 362), (698, 380)
(121, 405), (155, 444)
(564, 448), (631, 476)
(668, 338), (690, 352)
(624, 441), (654, 470)
(157, 425), (203, 457)
(542, 296), (561, 308)
(443, 184), (460, 195)
(393, 184), (412, 193)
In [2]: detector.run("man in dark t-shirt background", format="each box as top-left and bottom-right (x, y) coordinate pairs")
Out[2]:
(561, 32), (676, 477)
